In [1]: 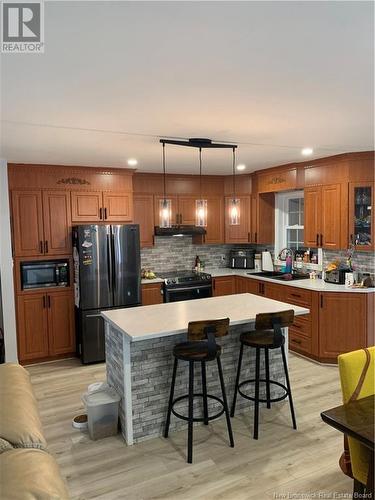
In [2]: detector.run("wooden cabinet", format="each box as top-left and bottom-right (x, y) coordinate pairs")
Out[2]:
(42, 191), (71, 255)
(318, 292), (367, 362)
(235, 276), (249, 294)
(224, 196), (251, 243)
(12, 190), (71, 257)
(17, 290), (75, 363)
(213, 276), (235, 296)
(47, 291), (75, 355)
(11, 191), (44, 257)
(17, 293), (49, 361)
(133, 195), (154, 248)
(304, 184), (342, 249)
(178, 196), (197, 225)
(349, 182), (374, 251)
(71, 191), (102, 222)
(204, 196), (224, 244)
(71, 191), (133, 223)
(141, 283), (163, 305)
(254, 193), (275, 244)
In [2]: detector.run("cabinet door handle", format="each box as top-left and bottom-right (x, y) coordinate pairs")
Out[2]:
(320, 295), (323, 308)
(44, 240), (48, 253)
(350, 234), (353, 245)
(42, 296), (46, 308)
(104, 208), (108, 220)
(291, 338), (302, 345)
(39, 241), (44, 253)
(254, 232), (257, 243)
(316, 234), (319, 246)
(293, 323), (302, 329)
(290, 293), (301, 298)
(248, 232), (250, 242)
(320, 234), (323, 247)
(47, 295), (51, 308)
(99, 207), (103, 220)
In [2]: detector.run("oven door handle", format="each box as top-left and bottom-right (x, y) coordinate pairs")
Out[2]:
(166, 284), (212, 293)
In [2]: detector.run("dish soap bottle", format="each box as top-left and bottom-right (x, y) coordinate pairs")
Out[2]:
(285, 255), (292, 274)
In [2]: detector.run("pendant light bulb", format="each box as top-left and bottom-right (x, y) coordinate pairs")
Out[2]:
(229, 147), (240, 225)
(195, 147), (208, 227)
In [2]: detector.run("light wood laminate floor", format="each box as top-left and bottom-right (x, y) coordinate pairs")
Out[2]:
(26, 354), (352, 500)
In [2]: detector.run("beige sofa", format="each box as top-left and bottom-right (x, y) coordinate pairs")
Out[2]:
(0, 363), (69, 499)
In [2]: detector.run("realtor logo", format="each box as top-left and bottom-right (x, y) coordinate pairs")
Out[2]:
(1, 1), (44, 53)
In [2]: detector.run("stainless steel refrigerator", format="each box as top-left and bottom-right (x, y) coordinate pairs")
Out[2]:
(73, 224), (141, 364)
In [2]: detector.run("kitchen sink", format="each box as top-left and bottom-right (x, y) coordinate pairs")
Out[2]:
(249, 271), (310, 281)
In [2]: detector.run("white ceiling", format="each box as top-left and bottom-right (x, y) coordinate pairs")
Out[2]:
(1, 1), (374, 174)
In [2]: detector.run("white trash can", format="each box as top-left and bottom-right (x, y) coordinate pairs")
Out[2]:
(82, 387), (120, 440)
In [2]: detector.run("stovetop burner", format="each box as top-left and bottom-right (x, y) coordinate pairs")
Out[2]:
(158, 270), (212, 287)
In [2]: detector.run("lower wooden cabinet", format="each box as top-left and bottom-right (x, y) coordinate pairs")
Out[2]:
(213, 276), (235, 296)
(141, 282), (164, 305)
(17, 290), (75, 363)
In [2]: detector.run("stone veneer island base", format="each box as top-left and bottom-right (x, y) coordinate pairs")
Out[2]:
(102, 294), (309, 445)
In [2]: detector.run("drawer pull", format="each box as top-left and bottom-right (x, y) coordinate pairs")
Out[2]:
(291, 338), (302, 345)
(290, 293), (302, 298)
(293, 324), (302, 329)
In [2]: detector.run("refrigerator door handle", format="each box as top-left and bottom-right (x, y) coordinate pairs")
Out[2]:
(107, 233), (113, 296)
(86, 313), (103, 318)
(111, 232), (116, 294)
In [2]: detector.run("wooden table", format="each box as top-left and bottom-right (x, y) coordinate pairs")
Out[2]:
(321, 395), (374, 493)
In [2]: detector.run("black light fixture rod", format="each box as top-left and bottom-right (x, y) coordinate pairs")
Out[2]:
(162, 141), (166, 200)
(160, 138), (237, 149)
(232, 147), (236, 198)
(199, 147), (202, 198)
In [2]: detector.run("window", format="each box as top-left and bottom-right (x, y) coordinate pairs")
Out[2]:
(275, 191), (304, 259)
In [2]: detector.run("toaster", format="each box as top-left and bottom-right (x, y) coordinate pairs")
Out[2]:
(230, 249), (255, 269)
(324, 268), (348, 285)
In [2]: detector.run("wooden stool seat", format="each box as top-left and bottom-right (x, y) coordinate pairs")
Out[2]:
(240, 330), (285, 349)
(164, 318), (234, 463)
(173, 341), (222, 361)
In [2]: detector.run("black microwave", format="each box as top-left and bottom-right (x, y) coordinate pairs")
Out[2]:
(21, 260), (69, 290)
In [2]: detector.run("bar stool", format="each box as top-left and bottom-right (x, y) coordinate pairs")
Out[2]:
(164, 318), (234, 463)
(230, 309), (297, 439)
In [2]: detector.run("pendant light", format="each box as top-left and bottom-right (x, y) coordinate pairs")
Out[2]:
(159, 142), (172, 228)
(195, 147), (208, 227)
(229, 147), (240, 225)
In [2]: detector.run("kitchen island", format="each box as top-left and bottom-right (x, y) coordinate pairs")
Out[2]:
(102, 293), (309, 445)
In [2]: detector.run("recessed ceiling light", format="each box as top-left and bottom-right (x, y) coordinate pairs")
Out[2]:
(236, 164), (246, 171)
(127, 158), (138, 166)
(301, 148), (313, 156)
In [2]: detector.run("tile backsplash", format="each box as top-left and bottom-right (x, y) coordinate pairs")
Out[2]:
(141, 237), (375, 275)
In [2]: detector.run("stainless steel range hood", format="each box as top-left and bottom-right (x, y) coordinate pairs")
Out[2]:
(154, 225), (206, 237)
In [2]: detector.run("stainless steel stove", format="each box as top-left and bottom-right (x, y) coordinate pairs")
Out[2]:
(158, 270), (212, 303)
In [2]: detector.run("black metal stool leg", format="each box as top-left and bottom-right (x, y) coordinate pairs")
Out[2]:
(164, 357), (178, 438)
(187, 360), (194, 463)
(230, 342), (244, 417)
(281, 344), (297, 430)
(265, 348), (271, 409)
(253, 347), (260, 440)
(217, 357), (234, 448)
(201, 361), (209, 425)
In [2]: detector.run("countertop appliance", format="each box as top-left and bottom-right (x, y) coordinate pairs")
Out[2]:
(160, 270), (212, 303)
(21, 260), (69, 290)
(261, 251), (274, 272)
(230, 249), (255, 269)
(324, 268), (348, 285)
(73, 224), (141, 364)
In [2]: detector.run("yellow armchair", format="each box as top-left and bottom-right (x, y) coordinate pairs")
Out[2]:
(338, 346), (375, 487)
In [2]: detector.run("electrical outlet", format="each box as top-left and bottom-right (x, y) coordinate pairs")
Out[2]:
(220, 255), (226, 262)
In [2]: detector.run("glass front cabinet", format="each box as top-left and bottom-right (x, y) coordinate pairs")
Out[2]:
(349, 182), (374, 251)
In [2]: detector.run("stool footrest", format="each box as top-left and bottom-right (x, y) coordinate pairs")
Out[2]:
(171, 393), (225, 423)
(238, 378), (289, 404)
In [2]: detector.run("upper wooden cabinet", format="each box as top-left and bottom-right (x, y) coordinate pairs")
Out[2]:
(12, 190), (71, 257)
(349, 182), (374, 251)
(254, 193), (275, 244)
(71, 191), (133, 223)
(178, 196), (197, 225)
(304, 184), (342, 249)
(42, 191), (71, 255)
(12, 191), (44, 257)
(71, 191), (102, 222)
(204, 196), (224, 244)
(225, 196), (251, 243)
(133, 194), (154, 248)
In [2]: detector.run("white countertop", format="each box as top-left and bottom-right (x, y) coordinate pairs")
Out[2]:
(141, 277), (164, 285)
(102, 293), (309, 342)
(207, 268), (375, 293)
